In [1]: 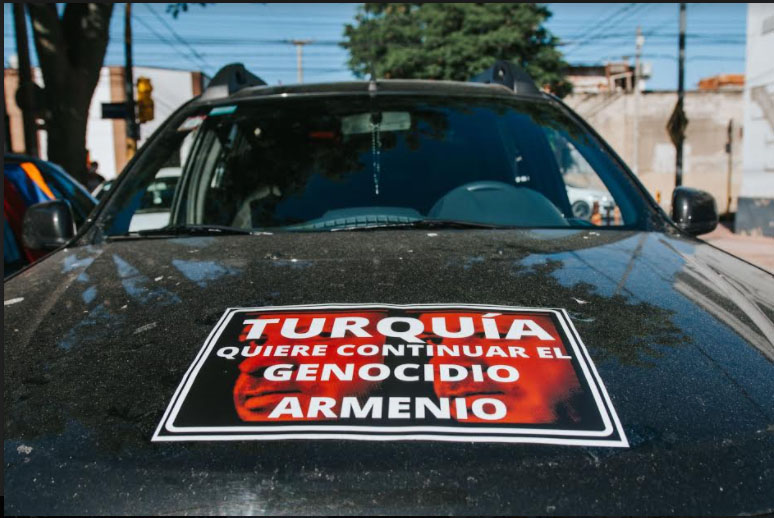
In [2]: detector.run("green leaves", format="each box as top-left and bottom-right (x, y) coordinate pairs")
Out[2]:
(166, 3), (209, 19)
(342, 3), (572, 97)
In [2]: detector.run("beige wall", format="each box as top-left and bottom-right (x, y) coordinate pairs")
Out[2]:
(108, 66), (129, 174)
(4, 68), (36, 155)
(565, 90), (744, 213)
(5, 66), (202, 179)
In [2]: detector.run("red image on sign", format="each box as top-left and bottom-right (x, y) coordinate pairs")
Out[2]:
(417, 311), (581, 424)
(153, 304), (627, 446)
(233, 310), (388, 421)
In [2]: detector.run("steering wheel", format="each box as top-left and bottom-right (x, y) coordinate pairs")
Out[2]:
(428, 180), (568, 227)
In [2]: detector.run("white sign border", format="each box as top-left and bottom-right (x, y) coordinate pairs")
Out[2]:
(153, 303), (628, 447)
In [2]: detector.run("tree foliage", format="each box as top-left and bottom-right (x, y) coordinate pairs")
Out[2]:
(166, 3), (209, 19)
(22, 3), (210, 183)
(342, 3), (572, 97)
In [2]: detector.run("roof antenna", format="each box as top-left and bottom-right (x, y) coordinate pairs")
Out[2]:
(368, 37), (376, 83)
(367, 6), (377, 91)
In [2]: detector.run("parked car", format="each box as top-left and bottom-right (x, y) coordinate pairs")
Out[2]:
(4, 62), (773, 516)
(3, 153), (97, 277)
(566, 184), (615, 221)
(91, 178), (114, 201)
(93, 168), (182, 231)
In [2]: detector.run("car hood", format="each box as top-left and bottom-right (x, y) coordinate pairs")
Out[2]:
(4, 229), (774, 515)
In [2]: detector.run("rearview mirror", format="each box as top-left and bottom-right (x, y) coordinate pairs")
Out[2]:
(671, 186), (718, 236)
(22, 199), (77, 251)
(341, 112), (411, 135)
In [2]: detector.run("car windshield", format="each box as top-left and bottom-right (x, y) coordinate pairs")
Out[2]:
(136, 171), (179, 213)
(102, 94), (651, 235)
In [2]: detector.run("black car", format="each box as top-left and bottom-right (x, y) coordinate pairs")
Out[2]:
(4, 62), (773, 516)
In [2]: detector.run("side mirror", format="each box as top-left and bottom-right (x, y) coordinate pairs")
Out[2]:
(22, 199), (76, 251)
(671, 186), (718, 236)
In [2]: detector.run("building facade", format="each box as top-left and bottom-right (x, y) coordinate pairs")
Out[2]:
(564, 89), (744, 214)
(5, 66), (205, 180)
(737, 3), (774, 237)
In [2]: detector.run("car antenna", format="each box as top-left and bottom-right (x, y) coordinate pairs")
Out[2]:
(366, 6), (378, 93)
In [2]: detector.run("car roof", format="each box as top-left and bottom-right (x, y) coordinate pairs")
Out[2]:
(155, 167), (182, 179)
(228, 79), (542, 101)
(194, 61), (549, 107)
(5, 153), (98, 204)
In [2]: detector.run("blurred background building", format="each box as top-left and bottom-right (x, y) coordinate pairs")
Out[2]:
(564, 76), (744, 215)
(736, 2), (774, 237)
(5, 65), (206, 179)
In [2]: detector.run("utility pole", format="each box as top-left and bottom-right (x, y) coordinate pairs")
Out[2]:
(13, 3), (38, 157)
(633, 26), (644, 176)
(676, 2), (686, 187)
(290, 39), (312, 83)
(726, 119), (734, 215)
(125, 2), (139, 159)
(5, 92), (12, 152)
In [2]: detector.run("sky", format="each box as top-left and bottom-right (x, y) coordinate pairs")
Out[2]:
(3, 3), (748, 91)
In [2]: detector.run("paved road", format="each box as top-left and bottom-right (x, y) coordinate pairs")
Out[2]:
(702, 222), (774, 274)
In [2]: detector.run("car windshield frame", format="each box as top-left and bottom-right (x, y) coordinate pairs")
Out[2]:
(91, 89), (668, 241)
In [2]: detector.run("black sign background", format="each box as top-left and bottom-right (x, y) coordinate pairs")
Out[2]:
(153, 304), (628, 446)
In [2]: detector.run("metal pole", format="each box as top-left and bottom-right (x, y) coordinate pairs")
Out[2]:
(5, 92), (12, 153)
(13, 3), (38, 157)
(125, 2), (139, 159)
(290, 39), (311, 84)
(633, 26), (643, 176)
(296, 43), (303, 83)
(726, 119), (734, 215)
(676, 3), (686, 187)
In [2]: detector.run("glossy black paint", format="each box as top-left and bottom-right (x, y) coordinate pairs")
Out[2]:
(671, 187), (719, 236)
(22, 199), (77, 251)
(4, 228), (774, 515)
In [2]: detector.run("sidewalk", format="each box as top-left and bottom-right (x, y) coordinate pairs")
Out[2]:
(702, 222), (774, 274)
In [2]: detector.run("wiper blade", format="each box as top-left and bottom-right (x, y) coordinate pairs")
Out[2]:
(112, 220), (504, 238)
(114, 224), (257, 238)
(335, 219), (504, 231)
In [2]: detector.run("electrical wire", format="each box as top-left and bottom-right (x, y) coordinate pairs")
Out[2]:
(563, 3), (645, 56)
(140, 3), (212, 70)
(132, 15), (207, 72)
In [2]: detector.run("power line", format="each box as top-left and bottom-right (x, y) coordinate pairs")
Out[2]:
(129, 50), (347, 60)
(104, 61), (346, 73)
(160, 35), (340, 46)
(561, 32), (745, 42)
(118, 33), (746, 47)
(563, 3), (644, 56)
(121, 38), (348, 53)
(141, 3), (211, 70)
(132, 14), (208, 72)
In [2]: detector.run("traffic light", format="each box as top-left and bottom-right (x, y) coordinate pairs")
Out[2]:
(136, 76), (154, 123)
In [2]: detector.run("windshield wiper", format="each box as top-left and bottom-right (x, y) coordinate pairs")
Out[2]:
(112, 224), (257, 239)
(333, 219), (505, 231)
(111, 220), (507, 239)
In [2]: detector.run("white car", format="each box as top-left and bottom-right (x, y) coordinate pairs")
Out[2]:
(127, 167), (181, 232)
(566, 185), (615, 221)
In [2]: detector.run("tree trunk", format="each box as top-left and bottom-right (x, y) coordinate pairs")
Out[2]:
(45, 90), (91, 185)
(27, 3), (113, 185)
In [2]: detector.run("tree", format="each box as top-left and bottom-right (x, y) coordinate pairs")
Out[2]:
(165, 3), (209, 19)
(342, 3), (572, 97)
(26, 3), (113, 184)
(23, 3), (209, 184)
